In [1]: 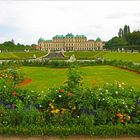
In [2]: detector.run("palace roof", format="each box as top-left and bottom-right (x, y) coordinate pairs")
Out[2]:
(75, 35), (86, 38)
(65, 33), (74, 38)
(38, 37), (45, 43)
(53, 35), (65, 38)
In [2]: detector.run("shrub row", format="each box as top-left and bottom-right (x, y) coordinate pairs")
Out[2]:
(1, 124), (140, 136)
(3, 59), (139, 73)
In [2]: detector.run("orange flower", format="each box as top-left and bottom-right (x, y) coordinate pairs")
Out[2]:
(12, 91), (16, 96)
(59, 89), (64, 93)
(120, 119), (124, 123)
(116, 112), (123, 118)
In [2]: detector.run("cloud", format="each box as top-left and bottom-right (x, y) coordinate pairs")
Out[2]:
(106, 12), (128, 19)
(0, 1), (140, 44)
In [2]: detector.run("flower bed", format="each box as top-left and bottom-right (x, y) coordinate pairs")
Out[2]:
(0, 66), (140, 136)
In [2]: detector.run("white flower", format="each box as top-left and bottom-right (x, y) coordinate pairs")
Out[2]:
(41, 91), (44, 93)
(122, 82), (125, 85)
(77, 116), (80, 118)
(3, 85), (6, 88)
(125, 105), (128, 108)
(58, 95), (62, 98)
(100, 92), (102, 95)
(106, 82), (109, 85)
(119, 84), (121, 88)
(105, 89), (108, 92)
(115, 91), (118, 94)
(102, 98), (105, 101)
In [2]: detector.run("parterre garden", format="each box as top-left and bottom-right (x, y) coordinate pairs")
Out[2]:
(1, 51), (140, 137)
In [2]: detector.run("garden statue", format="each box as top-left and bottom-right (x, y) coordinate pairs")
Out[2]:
(68, 54), (76, 62)
(33, 54), (36, 59)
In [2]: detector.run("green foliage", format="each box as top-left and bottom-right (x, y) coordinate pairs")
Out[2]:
(105, 36), (128, 48)
(106, 25), (140, 50)
(65, 65), (82, 90)
(0, 41), (36, 52)
(127, 31), (140, 45)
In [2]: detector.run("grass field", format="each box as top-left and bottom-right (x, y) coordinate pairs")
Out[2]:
(65, 51), (140, 63)
(19, 65), (140, 91)
(0, 51), (46, 60)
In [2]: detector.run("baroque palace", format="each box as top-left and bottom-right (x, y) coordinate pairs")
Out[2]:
(38, 33), (103, 51)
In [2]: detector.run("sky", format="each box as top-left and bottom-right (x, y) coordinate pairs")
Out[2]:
(0, 1), (140, 45)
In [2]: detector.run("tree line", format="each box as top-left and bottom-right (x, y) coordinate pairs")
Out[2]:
(104, 25), (140, 51)
(0, 40), (36, 52)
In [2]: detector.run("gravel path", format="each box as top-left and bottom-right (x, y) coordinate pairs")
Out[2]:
(0, 136), (140, 140)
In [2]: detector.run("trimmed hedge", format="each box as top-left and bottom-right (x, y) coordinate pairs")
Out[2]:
(1, 124), (140, 136)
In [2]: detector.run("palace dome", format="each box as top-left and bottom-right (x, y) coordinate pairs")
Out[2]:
(96, 37), (102, 42)
(38, 37), (45, 43)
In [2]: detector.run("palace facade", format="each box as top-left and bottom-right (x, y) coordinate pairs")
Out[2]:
(38, 33), (103, 51)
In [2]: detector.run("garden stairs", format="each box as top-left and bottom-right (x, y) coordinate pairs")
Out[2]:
(37, 51), (65, 60)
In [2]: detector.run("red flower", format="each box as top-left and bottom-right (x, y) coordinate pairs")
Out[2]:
(12, 91), (16, 96)
(59, 89), (64, 93)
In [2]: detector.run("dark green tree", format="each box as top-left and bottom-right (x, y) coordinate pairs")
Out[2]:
(105, 36), (128, 48)
(118, 28), (124, 38)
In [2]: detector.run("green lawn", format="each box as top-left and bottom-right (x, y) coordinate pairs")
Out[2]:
(64, 51), (140, 63)
(103, 52), (140, 63)
(19, 65), (140, 91)
(0, 51), (46, 60)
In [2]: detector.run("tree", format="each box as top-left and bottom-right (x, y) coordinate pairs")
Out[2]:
(118, 28), (124, 38)
(105, 36), (128, 48)
(118, 25), (131, 42)
(11, 39), (15, 45)
(127, 31), (140, 45)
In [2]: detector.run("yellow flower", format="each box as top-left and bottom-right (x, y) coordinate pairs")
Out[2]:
(51, 110), (56, 114)
(51, 105), (55, 109)
(55, 109), (60, 114)
(72, 106), (76, 110)
(51, 109), (60, 114)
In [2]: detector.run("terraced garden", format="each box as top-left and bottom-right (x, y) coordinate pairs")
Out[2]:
(65, 51), (140, 63)
(0, 51), (46, 60)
